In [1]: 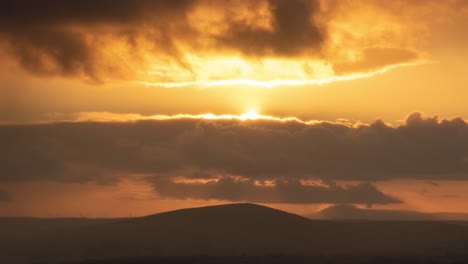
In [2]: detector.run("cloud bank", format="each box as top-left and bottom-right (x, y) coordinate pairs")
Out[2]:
(1, 112), (467, 204)
(153, 178), (400, 204)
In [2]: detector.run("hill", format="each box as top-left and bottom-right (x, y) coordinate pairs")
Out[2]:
(307, 204), (468, 221)
(1, 203), (468, 263)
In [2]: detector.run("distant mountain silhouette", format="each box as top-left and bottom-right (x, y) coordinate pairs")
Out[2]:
(306, 204), (468, 221)
(2, 203), (468, 263)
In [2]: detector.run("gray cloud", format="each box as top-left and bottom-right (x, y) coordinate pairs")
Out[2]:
(153, 178), (401, 205)
(1, 112), (468, 204)
(0, 0), (424, 81)
(1, 113), (468, 183)
(217, 0), (324, 57)
(0, 0), (325, 80)
(0, 0), (197, 80)
(0, 1), (194, 26)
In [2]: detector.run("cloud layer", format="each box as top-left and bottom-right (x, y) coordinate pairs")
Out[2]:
(0, 0), (432, 83)
(2, 113), (467, 182)
(0, 0), (196, 80)
(153, 178), (400, 204)
(1, 112), (467, 204)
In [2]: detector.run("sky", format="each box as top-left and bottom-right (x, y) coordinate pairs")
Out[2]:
(1, 0), (468, 217)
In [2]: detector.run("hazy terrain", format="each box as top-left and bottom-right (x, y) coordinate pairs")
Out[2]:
(307, 204), (468, 221)
(1, 203), (468, 264)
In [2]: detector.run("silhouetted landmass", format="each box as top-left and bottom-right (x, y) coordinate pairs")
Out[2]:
(307, 204), (468, 221)
(1, 203), (468, 264)
(63, 256), (468, 264)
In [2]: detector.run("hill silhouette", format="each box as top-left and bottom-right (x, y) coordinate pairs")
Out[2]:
(72, 203), (314, 258)
(1, 203), (468, 263)
(307, 204), (468, 221)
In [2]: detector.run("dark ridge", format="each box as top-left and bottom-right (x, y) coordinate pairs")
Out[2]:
(65, 255), (468, 264)
(130, 202), (311, 223)
(2, 203), (468, 264)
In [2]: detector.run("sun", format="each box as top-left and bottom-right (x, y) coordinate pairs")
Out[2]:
(240, 109), (261, 120)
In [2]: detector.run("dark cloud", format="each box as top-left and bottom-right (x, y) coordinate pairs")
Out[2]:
(153, 177), (401, 205)
(217, 0), (324, 56)
(0, 0), (194, 27)
(1, 113), (468, 185)
(0, 189), (11, 202)
(0, 0), (324, 80)
(1, 0), (413, 82)
(0, 0), (197, 80)
(0, 0), (438, 81)
(3, 112), (468, 204)
(7, 28), (96, 78)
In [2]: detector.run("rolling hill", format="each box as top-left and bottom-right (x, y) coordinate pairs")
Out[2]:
(1, 203), (468, 263)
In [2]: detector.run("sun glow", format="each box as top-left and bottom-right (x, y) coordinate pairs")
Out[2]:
(64, 111), (323, 125)
(137, 59), (429, 88)
(55, 111), (377, 127)
(240, 109), (261, 120)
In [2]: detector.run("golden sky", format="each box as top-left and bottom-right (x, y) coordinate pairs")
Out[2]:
(1, 0), (468, 217)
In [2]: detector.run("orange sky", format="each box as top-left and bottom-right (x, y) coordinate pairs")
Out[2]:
(1, 0), (468, 217)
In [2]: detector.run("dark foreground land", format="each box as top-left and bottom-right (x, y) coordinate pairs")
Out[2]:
(2, 204), (468, 264)
(64, 256), (468, 264)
